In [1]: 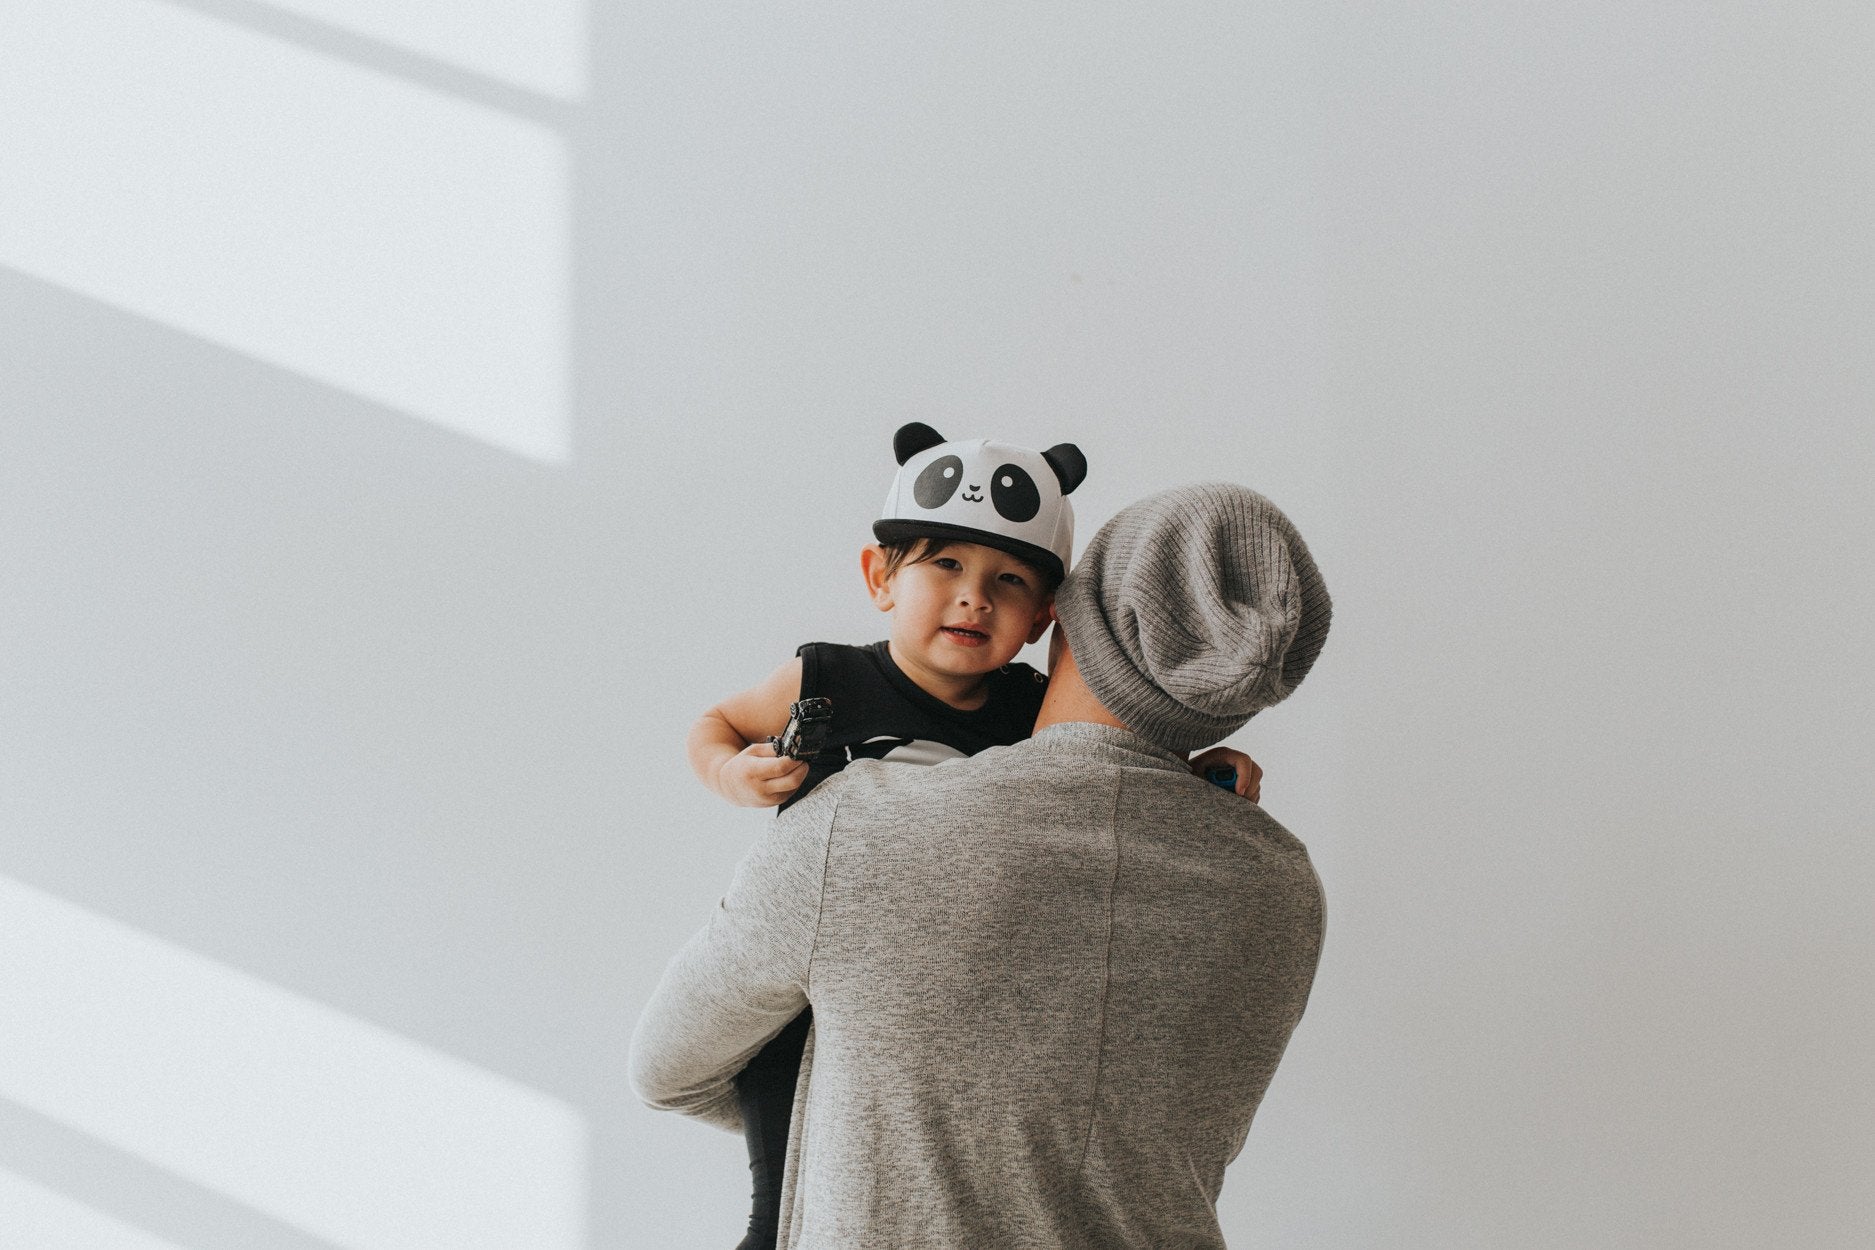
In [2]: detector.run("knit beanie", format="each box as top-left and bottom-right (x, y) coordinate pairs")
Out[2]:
(1053, 482), (1332, 754)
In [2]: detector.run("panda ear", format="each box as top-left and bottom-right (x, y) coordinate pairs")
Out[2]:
(1042, 443), (1087, 495)
(893, 422), (947, 465)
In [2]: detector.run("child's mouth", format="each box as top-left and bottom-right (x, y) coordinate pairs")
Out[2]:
(941, 626), (989, 645)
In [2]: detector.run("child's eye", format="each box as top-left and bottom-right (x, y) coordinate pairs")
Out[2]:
(999, 572), (1028, 586)
(933, 558), (961, 570)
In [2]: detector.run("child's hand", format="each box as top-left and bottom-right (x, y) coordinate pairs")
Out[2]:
(1188, 746), (1263, 803)
(717, 742), (811, 808)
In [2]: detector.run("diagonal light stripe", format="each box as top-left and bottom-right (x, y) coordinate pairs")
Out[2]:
(239, 0), (586, 99)
(0, 1168), (188, 1250)
(161, 0), (574, 127)
(0, 0), (572, 464)
(0, 874), (585, 1249)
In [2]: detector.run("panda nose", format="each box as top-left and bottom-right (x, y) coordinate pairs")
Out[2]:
(968, 484), (979, 491)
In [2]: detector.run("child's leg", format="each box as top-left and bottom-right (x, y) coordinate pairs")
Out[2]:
(732, 1006), (812, 1250)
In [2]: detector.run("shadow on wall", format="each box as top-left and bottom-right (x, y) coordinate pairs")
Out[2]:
(1, 0), (577, 463)
(0, 1), (652, 1246)
(0, 876), (585, 1247)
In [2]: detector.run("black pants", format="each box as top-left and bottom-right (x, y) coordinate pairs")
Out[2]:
(732, 1007), (812, 1250)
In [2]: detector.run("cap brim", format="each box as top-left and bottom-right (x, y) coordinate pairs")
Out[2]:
(872, 520), (1065, 586)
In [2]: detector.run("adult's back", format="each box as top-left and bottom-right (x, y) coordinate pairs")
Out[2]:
(782, 722), (1324, 1247)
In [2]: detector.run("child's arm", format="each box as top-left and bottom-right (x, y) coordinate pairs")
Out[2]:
(688, 657), (811, 808)
(1187, 744), (1264, 803)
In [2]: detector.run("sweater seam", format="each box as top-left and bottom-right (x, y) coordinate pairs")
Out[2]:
(801, 790), (841, 997)
(1078, 777), (1123, 1175)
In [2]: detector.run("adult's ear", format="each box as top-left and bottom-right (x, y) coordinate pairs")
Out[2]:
(893, 422), (947, 465)
(1042, 443), (1087, 495)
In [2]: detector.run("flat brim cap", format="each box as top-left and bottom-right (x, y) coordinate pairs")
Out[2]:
(873, 436), (1076, 586)
(1054, 481), (1331, 754)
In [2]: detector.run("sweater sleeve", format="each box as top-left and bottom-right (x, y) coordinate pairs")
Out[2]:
(627, 786), (837, 1133)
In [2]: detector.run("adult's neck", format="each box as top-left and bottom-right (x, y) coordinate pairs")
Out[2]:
(1031, 639), (1131, 735)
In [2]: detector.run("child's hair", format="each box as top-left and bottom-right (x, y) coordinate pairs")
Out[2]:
(879, 536), (1061, 594)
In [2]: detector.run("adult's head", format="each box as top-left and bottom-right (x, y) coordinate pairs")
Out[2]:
(1050, 481), (1332, 754)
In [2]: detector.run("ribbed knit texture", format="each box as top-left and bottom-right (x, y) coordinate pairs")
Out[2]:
(1053, 482), (1332, 753)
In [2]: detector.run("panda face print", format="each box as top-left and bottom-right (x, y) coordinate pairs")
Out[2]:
(879, 426), (1084, 577)
(912, 451), (1043, 522)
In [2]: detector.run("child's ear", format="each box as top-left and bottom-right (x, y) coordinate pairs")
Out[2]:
(1025, 599), (1056, 645)
(859, 544), (895, 611)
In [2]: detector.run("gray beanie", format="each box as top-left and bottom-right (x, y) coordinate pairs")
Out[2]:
(1054, 482), (1332, 754)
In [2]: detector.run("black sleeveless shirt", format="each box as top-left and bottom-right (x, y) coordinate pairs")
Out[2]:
(778, 641), (1049, 813)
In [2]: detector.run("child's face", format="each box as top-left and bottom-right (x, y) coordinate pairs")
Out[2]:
(862, 541), (1055, 681)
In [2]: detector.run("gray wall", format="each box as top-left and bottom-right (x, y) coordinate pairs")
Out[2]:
(3, 2), (1870, 1246)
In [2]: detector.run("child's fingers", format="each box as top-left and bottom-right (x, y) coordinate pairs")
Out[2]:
(764, 763), (809, 794)
(740, 744), (796, 773)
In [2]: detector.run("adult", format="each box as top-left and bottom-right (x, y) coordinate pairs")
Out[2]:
(630, 481), (1333, 1248)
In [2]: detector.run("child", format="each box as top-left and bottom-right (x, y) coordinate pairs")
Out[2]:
(687, 423), (1264, 1250)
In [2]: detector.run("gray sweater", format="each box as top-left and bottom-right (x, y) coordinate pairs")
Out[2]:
(629, 722), (1326, 1249)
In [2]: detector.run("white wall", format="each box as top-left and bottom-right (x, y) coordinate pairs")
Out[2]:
(3, 2), (1869, 1246)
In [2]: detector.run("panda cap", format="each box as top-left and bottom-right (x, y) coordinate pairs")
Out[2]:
(873, 422), (1088, 587)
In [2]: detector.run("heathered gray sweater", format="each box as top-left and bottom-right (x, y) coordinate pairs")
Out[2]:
(630, 722), (1326, 1249)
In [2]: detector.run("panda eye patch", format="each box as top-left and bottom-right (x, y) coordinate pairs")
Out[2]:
(915, 454), (966, 509)
(989, 462), (1041, 523)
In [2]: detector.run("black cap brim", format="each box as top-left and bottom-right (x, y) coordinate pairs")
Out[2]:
(872, 520), (1065, 587)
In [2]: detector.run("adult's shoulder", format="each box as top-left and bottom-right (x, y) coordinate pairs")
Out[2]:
(796, 752), (982, 823)
(774, 759), (849, 828)
(1197, 786), (1319, 864)
(1211, 797), (1327, 934)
